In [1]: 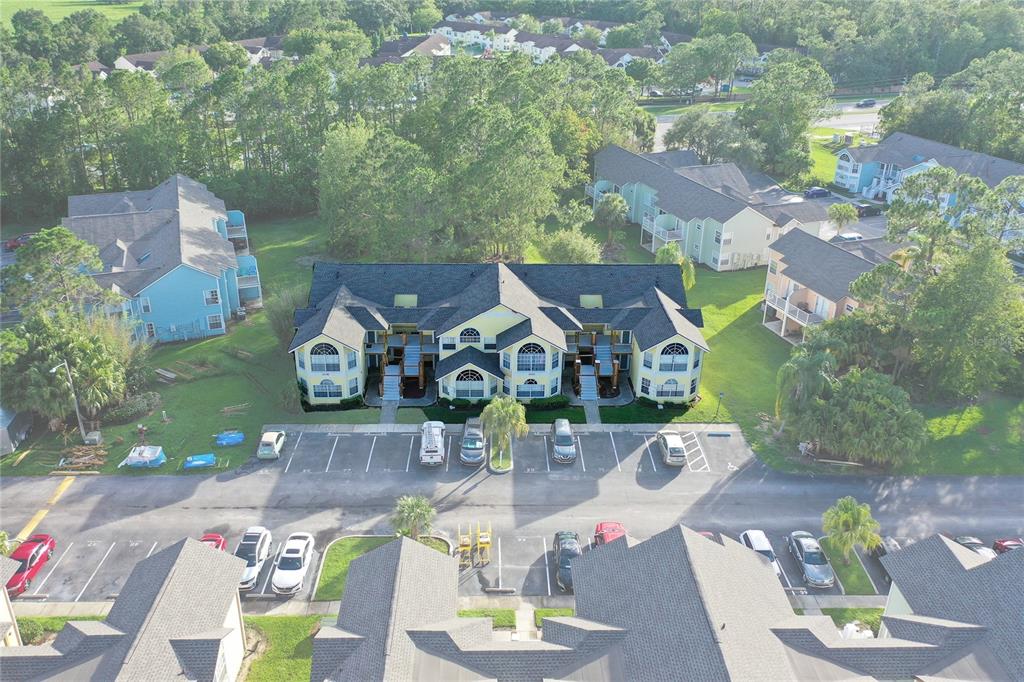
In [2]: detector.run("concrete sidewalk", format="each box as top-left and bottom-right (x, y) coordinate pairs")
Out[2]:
(789, 594), (888, 610)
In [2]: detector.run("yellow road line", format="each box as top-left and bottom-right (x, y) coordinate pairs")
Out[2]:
(47, 476), (76, 505)
(15, 476), (75, 542)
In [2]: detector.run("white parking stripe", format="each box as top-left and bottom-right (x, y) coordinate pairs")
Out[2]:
(284, 432), (303, 473)
(643, 438), (658, 472)
(325, 436), (339, 472)
(33, 542), (73, 594)
(405, 436), (414, 472)
(76, 542), (116, 602)
(260, 543), (282, 595)
(576, 436), (586, 472)
(145, 541), (158, 558)
(542, 536), (552, 597)
(445, 435), (451, 472)
(365, 436), (377, 473)
(608, 433), (621, 472)
(543, 436), (550, 472)
(777, 560), (792, 589)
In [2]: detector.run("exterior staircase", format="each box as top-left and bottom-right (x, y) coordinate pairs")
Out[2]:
(403, 341), (421, 377)
(579, 373), (598, 400)
(594, 344), (614, 376)
(382, 365), (402, 400)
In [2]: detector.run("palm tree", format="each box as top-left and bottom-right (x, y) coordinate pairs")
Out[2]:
(774, 332), (844, 426)
(655, 242), (697, 290)
(822, 496), (881, 564)
(480, 395), (528, 469)
(392, 495), (436, 539)
(827, 202), (859, 235)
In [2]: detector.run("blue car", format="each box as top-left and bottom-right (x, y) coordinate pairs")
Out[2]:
(804, 186), (831, 199)
(554, 531), (582, 592)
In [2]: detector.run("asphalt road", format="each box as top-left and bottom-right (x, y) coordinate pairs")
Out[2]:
(2, 425), (1021, 601)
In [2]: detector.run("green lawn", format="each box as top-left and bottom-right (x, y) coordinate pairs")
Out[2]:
(641, 101), (741, 115)
(400, 405), (586, 425)
(314, 536), (393, 601)
(15, 616), (104, 645)
(525, 219), (653, 266)
(819, 537), (877, 595)
(244, 616), (320, 682)
(534, 607), (574, 628)
(458, 609), (516, 628)
(2, 0), (142, 25)
(909, 397), (1024, 475)
(808, 126), (871, 187)
(820, 607), (884, 635)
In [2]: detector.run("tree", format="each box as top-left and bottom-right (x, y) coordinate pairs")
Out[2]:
(3, 227), (110, 314)
(203, 40), (250, 71)
(154, 47), (213, 94)
(827, 203), (858, 234)
(594, 193), (628, 245)
(663, 105), (763, 167)
(822, 496), (882, 564)
(655, 242), (696, 290)
(624, 57), (659, 96)
(510, 15), (541, 33)
(0, 530), (10, 557)
(10, 9), (54, 59)
(392, 495), (436, 539)
(578, 26), (604, 44)
(541, 18), (564, 35)
(604, 24), (645, 48)
(113, 13), (174, 54)
(694, 33), (756, 97)
(775, 332), (843, 427)
(660, 41), (706, 97)
(409, 1), (442, 33)
(538, 228), (602, 263)
(266, 285), (309, 348)
(480, 395), (528, 469)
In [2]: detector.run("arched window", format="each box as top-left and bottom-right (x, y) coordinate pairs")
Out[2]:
(524, 378), (538, 384)
(455, 369), (484, 398)
(457, 369), (483, 383)
(517, 378), (544, 398)
(517, 343), (546, 372)
(311, 343), (341, 372)
(313, 379), (342, 398)
(460, 328), (481, 344)
(657, 378), (683, 397)
(659, 343), (689, 371)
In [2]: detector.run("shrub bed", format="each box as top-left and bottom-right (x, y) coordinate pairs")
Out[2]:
(105, 392), (161, 424)
(524, 394), (570, 410)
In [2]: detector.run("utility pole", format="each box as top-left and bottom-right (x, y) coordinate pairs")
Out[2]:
(51, 360), (87, 443)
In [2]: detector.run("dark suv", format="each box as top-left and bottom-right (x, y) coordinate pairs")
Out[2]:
(870, 536), (902, 584)
(854, 202), (882, 217)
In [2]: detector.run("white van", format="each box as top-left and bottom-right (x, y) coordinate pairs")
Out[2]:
(419, 421), (446, 466)
(739, 529), (783, 577)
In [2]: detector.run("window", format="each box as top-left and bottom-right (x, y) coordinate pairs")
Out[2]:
(503, 378), (510, 395)
(712, 255), (719, 266)
(442, 336), (457, 350)
(502, 351), (511, 370)
(768, 260), (777, 274)
(619, 330), (631, 345)
(517, 343), (545, 372)
(517, 379), (545, 398)
(550, 377), (559, 396)
(313, 380), (343, 398)
(690, 379), (698, 394)
(459, 328), (481, 344)
(693, 350), (700, 369)
(657, 378), (685, 397)
(297, 352), (305, 370)
(207, 314), (224, 331)
(714, 231), (721, 244)
(455, 369), (485, 398)
(490, 382), (498, 396)
(146, 322), (156, 338)
(640, 377), (650, 395)
(310, 343), (341, 372)
(442, 382), (450, 396)
(845, 304), (855, 313)
(140, 297), (152, 314)
(484, 337), (496, 350)
(643, 351), (653, 369)
(347, 350), (358, 370)
(719, 257), (730, 266)
(349, 378), (359, 396)
(659, 343), (689, 371)
(551, 350), (560, 369)
(205, 288), (220, 305)
(766, 231), (772, 241)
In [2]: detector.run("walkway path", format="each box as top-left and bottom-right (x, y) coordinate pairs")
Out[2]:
(379, 400), (399, 424)
(583, 401), (601, 424)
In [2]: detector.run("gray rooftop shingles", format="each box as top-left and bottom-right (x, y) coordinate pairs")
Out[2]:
(770, 228), (889, 302)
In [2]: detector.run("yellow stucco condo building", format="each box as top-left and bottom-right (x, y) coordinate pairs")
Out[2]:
(289, 263), (708, 408)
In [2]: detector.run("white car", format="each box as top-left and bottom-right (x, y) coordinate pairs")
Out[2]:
(739, 529), (783, 578)
(419, 421), (446, 466)
(235, 526), (273, 590)
(656, 430), (688, 467)
(271, 533), (314, 595)
(257, 431), (286, 459)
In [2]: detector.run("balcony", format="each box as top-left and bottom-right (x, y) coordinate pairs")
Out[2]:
(765, 290), (824, 326)
(642, 214), (655, 230)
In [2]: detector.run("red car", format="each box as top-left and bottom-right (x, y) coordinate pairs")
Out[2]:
(6, 534), (56, 597)
(4, 233), (36, 251)
(993, 538), (1024, 554)
(199, 533), (227, 551)
(594, 522), (627, 546)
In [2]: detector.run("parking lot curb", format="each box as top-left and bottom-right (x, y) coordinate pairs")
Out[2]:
(311, 533), (398, 602)
(487, 453), (513, 475)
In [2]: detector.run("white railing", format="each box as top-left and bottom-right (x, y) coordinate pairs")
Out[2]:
(237, 274), (260, 289)
(227, 225), (247, 238)
(642, 214), (655, 230)
(786, 303), (824, 326)
(585, 184), (596, 198)
(765, 291), (786, 310)
(656, 227), (683, 241)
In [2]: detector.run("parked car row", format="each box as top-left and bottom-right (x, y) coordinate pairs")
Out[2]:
(229, 526), (315, 595)
(4, 534), (56, 597)
(553, 521), (629, 593)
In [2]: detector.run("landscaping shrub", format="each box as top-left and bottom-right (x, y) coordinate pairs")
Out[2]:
(300, 397), (363, 412)
(450, 398), (472, 409)
(17, 620), (43, 645)
(526, 395), (570, 410)
(104, 392), (161, 424)
(636, 396), (660, 408)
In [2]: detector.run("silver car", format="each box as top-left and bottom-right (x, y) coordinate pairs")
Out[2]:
(460, 418), (486, 466)
(788, 531), (835, 588)
(550, 419), (576, 463)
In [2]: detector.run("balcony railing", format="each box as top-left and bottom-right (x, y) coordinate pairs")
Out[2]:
(655, 227), (684, 241)
(765, 290), (787, 310)
(584, 184), (596, 198)
(237, 274), (260, 289)
(765, 291), (824, 326)
(642, 214), (655, 230)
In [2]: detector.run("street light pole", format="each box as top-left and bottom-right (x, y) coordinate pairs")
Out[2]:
(713, 392), (725, 422)
(51, 360), (87, 443)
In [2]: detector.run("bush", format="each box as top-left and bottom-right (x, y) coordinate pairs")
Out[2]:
(104, 392), (161, 424)
(450, 398), (472, 409)
(17, 620), (44, 644)
(636, 396), (659, 408)
(526, 394), (570, 410)
(301, 396), (364, 412)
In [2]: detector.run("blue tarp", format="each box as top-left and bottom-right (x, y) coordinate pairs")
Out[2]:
(215, 431), (245, 446)
(184, 454), (217, 469)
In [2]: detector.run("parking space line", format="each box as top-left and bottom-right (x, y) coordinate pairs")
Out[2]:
(145, 541), (158, 558)
(608, 433), (621, 472)
(777, 560), (792, 589)
(497, 537), (503, 589)
(543, 436), (550, 472)
(260, 543), (282, 595)
(576, 436), (586, 472)
(33, 542), (73, 594)
(405, 436), (414, 472)
(643, 438), (658, 472)
(325, 436), (339, 472)
(445, 436), (451, 472)
(365, 436), (377, 473)
(76, 542), (116, 602)
(284, 432), (303, 473)
(542, 536), (552, 597)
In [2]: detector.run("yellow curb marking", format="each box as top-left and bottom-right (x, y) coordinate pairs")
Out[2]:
(14, 476), (75, 542)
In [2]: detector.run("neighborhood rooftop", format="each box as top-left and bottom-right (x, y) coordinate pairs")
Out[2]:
(769, 228), (890, 302)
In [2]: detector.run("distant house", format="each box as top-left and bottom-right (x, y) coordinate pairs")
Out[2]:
(72, 61), (111, 79)
(430, 20), (519, 51)
(763, 229), (895, 342)
(64, 175), (262, 343)
(589, 145), (831, 270)
(834, 132), (1024, 202)
(0, 539), (247, 681)
(596, 46), (663, 68)
(513, 31), (596, 63)
(359, 34), (452, 66)
(235, 35), (285, 65)
(112, 49), (168, 72)
(109, 35), (286, 74)
(0, 557), (22, 647)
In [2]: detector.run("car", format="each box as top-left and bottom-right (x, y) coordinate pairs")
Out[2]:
(272, 532), (314, 595)
(594, 522), (626, 546)
(788, 531), (835, 588)
(831, 232), (864, 243)
(804, 186), (831, 199)
(419, 421), (446, 466)
(993, 538), (1024, 554)
(739, 529), (782, 577)
(459, 418), (486, 465)
(853, 201), (882, 217)
(870, 536), (902, 584)
(5, 534), (56, 597)
(199, 533), (227, 551)
(648, 88), (664, 97)
(235, 526), (273, 590)
(553, 531), (582, 592)
(4, 233), (36, 251)
(257, 431), (286, 459)
(854, 98), (877, 108)
(954, 536), (998, 559)
(655, 430), (688, 467)
(550, 419), (577, 463)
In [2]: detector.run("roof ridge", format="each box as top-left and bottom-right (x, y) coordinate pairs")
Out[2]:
(607, 145), (749, 209)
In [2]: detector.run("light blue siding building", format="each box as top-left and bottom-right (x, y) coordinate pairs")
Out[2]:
(64, 175), (262, 343)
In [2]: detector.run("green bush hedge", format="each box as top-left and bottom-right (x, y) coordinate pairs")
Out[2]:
(105, 392), (161, 424)
(526, 394), (570, 410)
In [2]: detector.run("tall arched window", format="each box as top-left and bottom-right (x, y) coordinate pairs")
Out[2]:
(313, 379), (342, 398)
(658, 378), (683, 397)
(455, 369), (484, 398)
(659, 343), (689, 371)
(460, 328), (481, 344)
(517, 378), (544, 398)
(517, 343), (546, 372)
(457, 369), (483, 382)
(311, 343), (341, 372)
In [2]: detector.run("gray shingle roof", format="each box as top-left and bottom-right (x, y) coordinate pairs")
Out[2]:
(641, 148), (700, 169)
(514, 31), (597, 51)
(435, 347), (503, 379)
(434, 19), (516, 34)
(769, 229), (889, 302)
(842, 132), (1024, 187)
(64, 175), (238, 297)
(596, 46), (662, 65)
